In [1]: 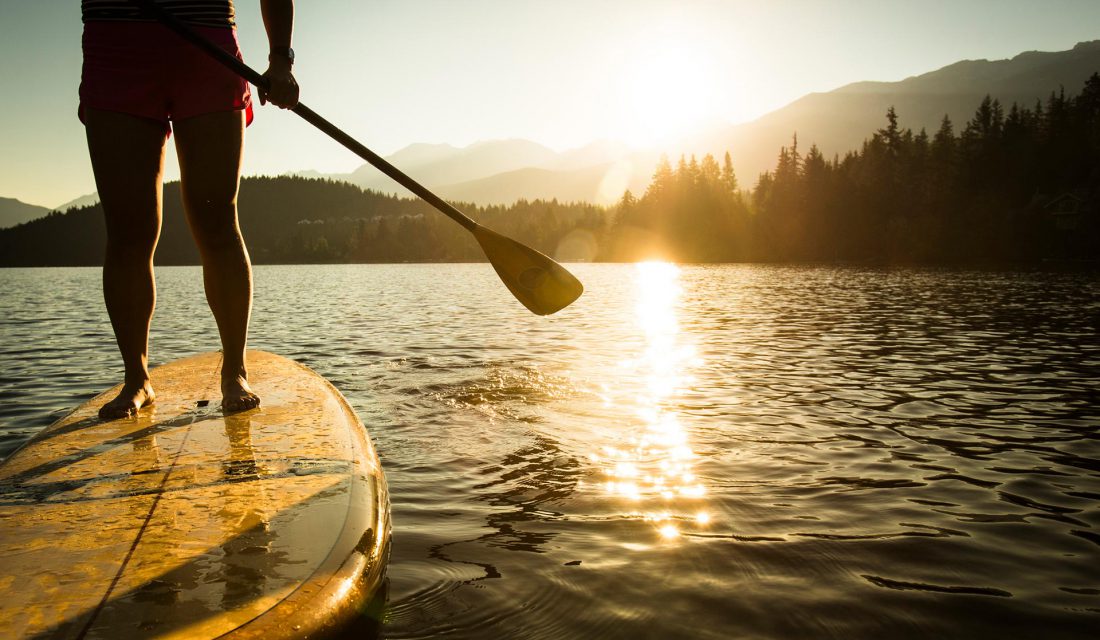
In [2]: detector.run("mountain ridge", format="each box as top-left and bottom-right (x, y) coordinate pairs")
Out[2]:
(0, 197), (50, 229)
(338, 39), (1100, 205)
(688, 39), (1100, 182)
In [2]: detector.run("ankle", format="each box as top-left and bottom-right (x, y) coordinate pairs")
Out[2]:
(123, 373), (151, 388)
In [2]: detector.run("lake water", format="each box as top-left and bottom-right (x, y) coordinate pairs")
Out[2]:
(2, 263), (1099, 638)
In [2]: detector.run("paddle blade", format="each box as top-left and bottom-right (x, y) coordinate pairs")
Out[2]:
(473, 226), (584, 315)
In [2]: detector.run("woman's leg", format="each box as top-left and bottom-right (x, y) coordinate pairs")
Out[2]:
(172, 109), (260, 411)
(84, 108), (167, 419)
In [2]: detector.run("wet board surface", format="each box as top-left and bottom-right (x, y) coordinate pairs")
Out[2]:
(0, 350), (390, 639)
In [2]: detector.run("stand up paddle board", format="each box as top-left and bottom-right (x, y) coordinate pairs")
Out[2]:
(0, 350), (390, 639)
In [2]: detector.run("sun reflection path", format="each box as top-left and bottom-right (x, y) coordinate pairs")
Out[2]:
(592, 262), (710, 541)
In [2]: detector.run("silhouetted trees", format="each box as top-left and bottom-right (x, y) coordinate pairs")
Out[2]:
(605, 151), (749, 261)
(733, 75), (1100, 263)
(0, 176), (608, 266)
(599, 76), (1098, 263)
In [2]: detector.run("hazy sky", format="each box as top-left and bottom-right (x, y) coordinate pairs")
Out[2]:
(2, 0), (1099, 207)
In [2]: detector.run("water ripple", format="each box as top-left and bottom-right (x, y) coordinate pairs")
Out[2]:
(2, 264), (1099, 638)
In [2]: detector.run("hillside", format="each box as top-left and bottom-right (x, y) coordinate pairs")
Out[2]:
(700, 40), (1100, 181)
(344, 139), (560, 195)
(0, 197), (50, 229)
(332, 40), (1100, 204)
(433, 161), (654, 205)
(55, 192), (100, 211)
(0, 176), (604, 267)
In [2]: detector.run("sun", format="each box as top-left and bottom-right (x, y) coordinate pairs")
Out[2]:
(615, 42), (717, 148)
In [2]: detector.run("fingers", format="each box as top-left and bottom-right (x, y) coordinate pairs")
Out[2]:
(267, 80), (299, 108)
(259, 71), (300, 109)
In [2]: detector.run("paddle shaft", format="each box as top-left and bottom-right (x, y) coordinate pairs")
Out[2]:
(140, 1), (479, 233)
(292, 106), (478, 233)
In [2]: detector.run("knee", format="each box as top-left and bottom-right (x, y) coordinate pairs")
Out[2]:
(191, 213), (244, 254)
(104, 217), (159, 261)
(185, 196), (242, 248)
(196, 222), (243, 252)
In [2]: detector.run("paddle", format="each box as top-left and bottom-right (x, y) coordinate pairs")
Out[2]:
(135, 1), (583, 315)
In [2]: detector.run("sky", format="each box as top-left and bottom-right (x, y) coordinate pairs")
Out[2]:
(2, 0), (1099, 208)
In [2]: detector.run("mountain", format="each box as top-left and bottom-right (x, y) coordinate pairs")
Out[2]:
(549, 140), (634, 171)
(699, 40), (1100, 182)
(839, 41), (1100, 96)
(347, 139), (649, 205)
(434, 152), (660, 204)
(345, 138), (559, 195)
(0, 197), (50, 229)
(385, 142), (465, 168)
(55, 192), (100, 211)
(315, 40), (1100, 205)
(436, 165), (630, 205)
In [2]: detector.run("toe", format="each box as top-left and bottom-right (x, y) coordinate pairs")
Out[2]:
(98, 400), (135, 420)
(223, 392), (261, 413)
(98, 386), (153, 421)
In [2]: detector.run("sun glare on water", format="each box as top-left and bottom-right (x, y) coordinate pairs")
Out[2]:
(590, 261), (710, 542)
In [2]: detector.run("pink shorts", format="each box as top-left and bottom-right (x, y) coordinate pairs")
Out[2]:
(79, 21), (253, 136)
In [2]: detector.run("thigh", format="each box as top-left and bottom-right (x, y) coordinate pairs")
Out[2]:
(84, 108), (167, 241)
(173, 109), (245, 230)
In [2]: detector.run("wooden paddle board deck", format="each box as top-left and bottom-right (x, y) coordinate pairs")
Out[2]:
(0, 350), (390, 639)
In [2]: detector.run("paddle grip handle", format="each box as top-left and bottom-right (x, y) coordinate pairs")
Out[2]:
(136, 0), (479, 233)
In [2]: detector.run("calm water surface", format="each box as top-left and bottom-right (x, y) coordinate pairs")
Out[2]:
(2, 264), (1099, 638)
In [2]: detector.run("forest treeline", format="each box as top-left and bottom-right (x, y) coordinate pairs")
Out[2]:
(0, 177), (605, 266)
(2, 76), (1097, 266)
(609, 74), (1100, 263)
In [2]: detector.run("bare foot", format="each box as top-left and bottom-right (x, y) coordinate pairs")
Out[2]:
(99, 380), (155, 420)
(222, 373), (260, 413)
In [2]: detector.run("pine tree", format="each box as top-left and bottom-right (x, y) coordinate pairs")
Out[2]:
(721, 152), (739, 193)
(700, 154), (721, 186)
(878, 106), (902, 155)
(932, 115), (956, 162)
(646, 155), (673, 201)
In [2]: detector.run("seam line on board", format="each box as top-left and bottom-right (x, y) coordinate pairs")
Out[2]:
(76, 417), (198, 640)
